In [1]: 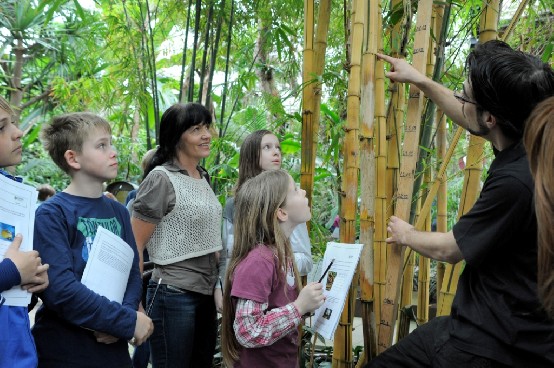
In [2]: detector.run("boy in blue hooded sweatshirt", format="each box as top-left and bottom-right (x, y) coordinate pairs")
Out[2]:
(32, 112), (153, 367)
(0, 95), (50, 368)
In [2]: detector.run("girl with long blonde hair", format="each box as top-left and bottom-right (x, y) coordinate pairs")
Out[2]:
(221, 170), (324, 367)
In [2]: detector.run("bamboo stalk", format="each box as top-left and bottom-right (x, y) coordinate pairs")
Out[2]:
(399, 5), (438, 329)
(434, 2), (447, 301)
(414, 2), (444, 327)
(416, 170), (432, 325)
(374, 0), (392, 350)
(301, 0), (332, 226)
(379, 0), (407, 343)
(377, 0), (434, 352)
(358, 0), (378, 361)
(301, 0), (316, 208)
(500, 0), (528, 43)
(415, 127), (463, 231)
(332, 0), (364, 365)
(399, 7), (437, 329)
(399, 247), (415, 318)
(435, 108), (447, 295)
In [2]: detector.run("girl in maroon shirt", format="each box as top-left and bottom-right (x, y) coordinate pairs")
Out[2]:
(221, 170), (324, 367)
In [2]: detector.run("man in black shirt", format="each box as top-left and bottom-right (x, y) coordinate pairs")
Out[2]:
(369, 41), (554, 367)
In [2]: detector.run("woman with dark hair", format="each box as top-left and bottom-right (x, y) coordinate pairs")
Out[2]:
(131, 103), (222, 368)
(524, 96), (554, 318)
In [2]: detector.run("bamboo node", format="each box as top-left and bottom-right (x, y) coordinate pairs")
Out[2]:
(342, 126), (359, 133)
(359, 298), (374, 303)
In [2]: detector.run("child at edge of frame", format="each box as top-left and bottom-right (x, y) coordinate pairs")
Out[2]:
(0, 96), (49, 368)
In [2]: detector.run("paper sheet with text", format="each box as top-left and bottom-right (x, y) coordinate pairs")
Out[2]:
(312, 242), (363, 340)
(81, 226), (133, 304)
(0, 174), (38, 306)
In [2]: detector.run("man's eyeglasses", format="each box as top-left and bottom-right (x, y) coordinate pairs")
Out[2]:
(454, 91), (477, 105)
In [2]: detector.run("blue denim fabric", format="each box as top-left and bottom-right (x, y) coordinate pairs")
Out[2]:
(146, 281), (216, 368)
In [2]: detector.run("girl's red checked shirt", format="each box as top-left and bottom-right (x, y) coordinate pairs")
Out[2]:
(231, 245), (301, 368)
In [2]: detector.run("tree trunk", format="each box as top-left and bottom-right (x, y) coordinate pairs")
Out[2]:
(10, 38), (24, 122)
(254, 16), (284, 126)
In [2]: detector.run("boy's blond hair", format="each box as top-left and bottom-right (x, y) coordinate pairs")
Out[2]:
(0, 95), (15, 117)
(41, 112), (111, 174)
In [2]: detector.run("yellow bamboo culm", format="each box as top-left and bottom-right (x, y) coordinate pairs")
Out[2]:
(377, 0), (434, 352)
(437, 0), (499, 316)
(308, 0), (332, 224)
(357, 0), (379, 363)
(415, 126), (463, 231)
(434, 3), (447, 297)
(415, 2), (442, 326)
(435, 108), (447, 294)
(399, 248), (415, 318)
(300, 0), (316, 209)
(499, 0), (529, 42)
(400, 3), (438, 327)
(380, 0), (406, 341)
(332, 0), (364, 365)
(417, 170), (432, 325)
(373, 0), (389, 349)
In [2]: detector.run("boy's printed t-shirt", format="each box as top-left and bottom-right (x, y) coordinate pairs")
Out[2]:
(0, 170), (38, 368)
(32, 192), (141, 368)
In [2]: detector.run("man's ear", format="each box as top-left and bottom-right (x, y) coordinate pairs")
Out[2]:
(483, 111), (497, 129)
(276, 207), (288, 222)
(64, 150), (81, 171)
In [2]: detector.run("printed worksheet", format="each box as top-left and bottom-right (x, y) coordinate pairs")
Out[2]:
(0, 175), (38, 306)
(312, 242), (363, 340)
(81, 226), (134, 304)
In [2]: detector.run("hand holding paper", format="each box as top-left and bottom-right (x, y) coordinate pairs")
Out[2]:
(0, 175), (39, 306)
(294, 282), (325, 315)
(5, 234), (49, 286)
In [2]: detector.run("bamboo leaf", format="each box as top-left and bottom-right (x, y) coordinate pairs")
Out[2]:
(541, 42), (553, 63)
(72, 0), (86, 20)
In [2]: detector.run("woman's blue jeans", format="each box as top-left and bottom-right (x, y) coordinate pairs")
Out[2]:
(146, 281), (217, 368)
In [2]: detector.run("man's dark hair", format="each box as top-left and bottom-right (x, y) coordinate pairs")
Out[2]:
(466, 40), (554, 140)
